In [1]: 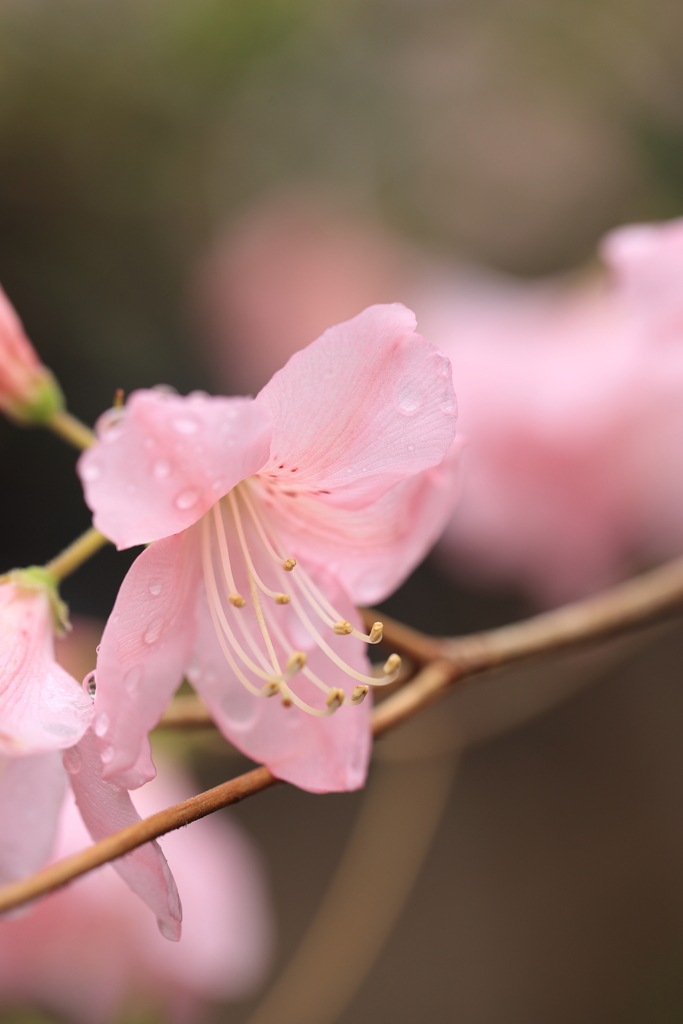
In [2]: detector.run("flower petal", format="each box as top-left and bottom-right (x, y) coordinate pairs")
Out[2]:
(0, 751), (66, 886)
(0, 584), (93, 755)
(254, 437), (464, 605)
(79, 390), (271, 549)
(189, 563), (372, 793)
(93, 531), (201, 789)
(67, 729), (182, 940)
(255, 303), (457, 509)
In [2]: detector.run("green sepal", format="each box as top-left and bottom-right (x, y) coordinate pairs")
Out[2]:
(0, 565), (71, 634)
(4, 368), (65, 426)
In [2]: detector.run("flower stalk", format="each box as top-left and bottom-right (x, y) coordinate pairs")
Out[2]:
(46, 408), (96, 450)
(45, 527), (110, 582)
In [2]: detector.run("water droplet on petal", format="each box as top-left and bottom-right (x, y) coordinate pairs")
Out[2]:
(172, 416), (199, 435)
(63, 746), (82, 775)
(81, 463), (101, 482)
(95, 644), (101, 654)
(143, 618), (163, 644)
(396, 382), (423, 414)
(83, 670), (97, 698)
(100, 744), (114, 765)
(153, 459), (171, 480)
(124, 665), (143, 693)
(175, 489), (199, 510)
(94, 711), (110, 737)
(149, 580), (162, 596)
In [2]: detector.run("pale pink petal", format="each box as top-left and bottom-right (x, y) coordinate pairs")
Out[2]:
(255, 437), (464, 605)
(79, 389), (271, 549)
(0, 583), (93, 755)
(0, 751), (66, 886)
(93, 530), (202, 789)
(66, 728), (182, 940)
(189, 563), (372, 793)
(255, 303), (457, 509)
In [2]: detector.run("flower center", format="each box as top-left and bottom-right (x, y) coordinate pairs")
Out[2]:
(200, 480), (401, 716)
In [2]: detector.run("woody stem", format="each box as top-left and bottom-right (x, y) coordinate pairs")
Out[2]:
(45, 527), (110, 582)
(46, 409), (95, 450)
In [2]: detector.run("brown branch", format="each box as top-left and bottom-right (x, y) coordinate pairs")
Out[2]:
(3, 554), (683, 916)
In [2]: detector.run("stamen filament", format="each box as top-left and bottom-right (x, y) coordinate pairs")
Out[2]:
(228, 491), (283, 600)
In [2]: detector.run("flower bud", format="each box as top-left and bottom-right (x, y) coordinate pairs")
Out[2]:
(0, 286), (64, 425)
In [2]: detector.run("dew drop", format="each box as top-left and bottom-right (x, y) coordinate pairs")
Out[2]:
(149, 580), (162, 596)
(63, 746), (82, 775)
(83, 670), (97, 698)
(96, 644), (101, 654)
(153, 459), (171, 480)
(175, 489), (199, 510)
(124, 665), (143, 694)
(81, 463), (101, 482)
(143, 618), (163, 644)
(396, 382), (423, 414)
(172, 416), (199, 435)
(94, 711), (110, 737)
(100, 744), (114, 765)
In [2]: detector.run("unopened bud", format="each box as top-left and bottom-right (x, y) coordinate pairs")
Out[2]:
(0, 287), (64, 426)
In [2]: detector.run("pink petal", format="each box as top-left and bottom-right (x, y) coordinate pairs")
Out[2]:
(189, 563), (372, 793)
(0, 751), (66, 886)
(93, 531), (202, 789)
(66, 729), (182, 940)
(256, 437), (464, 605)
(79, 389), (271, 549)
(0, 583), (93, 755)
(255, 303), (457, 509)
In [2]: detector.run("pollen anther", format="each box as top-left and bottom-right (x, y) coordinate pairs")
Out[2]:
(368, 622), (383, 644)
(333, 620), (353, 635)
(351, 685), (369, 704)
(383, 653), (401, 676)
(283, 558), (297, 571)
(285, 651), (307, 676)
(228, 593), (246, 608)
(263, 681), (280, 697)
(326, 687), (345, 710)
(274, 592), (291, 605)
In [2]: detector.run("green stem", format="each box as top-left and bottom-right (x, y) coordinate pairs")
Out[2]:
(45, 527), (110, 582)
(46, 409), (95, 450)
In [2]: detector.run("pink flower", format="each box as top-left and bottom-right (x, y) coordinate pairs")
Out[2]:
(420, 216), (683, 604)
(0, 583), (181, 937)
(0, 286), (63, 425)
(0, 763), (273, 1024)
(78, 304), (459, 792)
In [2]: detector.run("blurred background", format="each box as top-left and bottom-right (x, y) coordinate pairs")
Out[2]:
(2, 0), (683, 1021)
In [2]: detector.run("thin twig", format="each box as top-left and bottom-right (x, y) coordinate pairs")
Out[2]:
(45, 527), (110, 582)
(3, 554), (683, 914)
(46, 409), (95, 450)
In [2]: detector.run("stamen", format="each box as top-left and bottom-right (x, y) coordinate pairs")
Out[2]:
(333, 620), (353, 635)
(368, 622), (383, 644)
(228, 593), (246, 608)
(349, 685), (369, 705)
(326, 688), (345, 710)
(283, 558), (297, 571)
(383, 653), (401, 676)
(285, 651), (307, 678)
(227, 491), (283, 600)
(274, 593), (291, 605)
(212, 503), (244, 603)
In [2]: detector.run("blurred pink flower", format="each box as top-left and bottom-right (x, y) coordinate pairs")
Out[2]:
(0, 762), (273, 1024)
(79, 304), (459, 793)
(0, 585), (181, 937)
(423, 216), (683, 604)
(0, 285), (63, 425)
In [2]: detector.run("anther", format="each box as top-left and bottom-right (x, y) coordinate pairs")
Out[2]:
(281, 695), (293, 708)
(283, 558), (297, 571)
(228, 593), (246, 608)
(263, 681), (280, 697)
(113, 388), (125, 408)
(333, 620), (353, 635)
(351, 685), (369, 704)
(285, 651), (307, 676)
(383, 653), (401, 676)
(368, 622), (383, 644)
(326, 687), (345, 710)
(274, 593), (291, 605)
